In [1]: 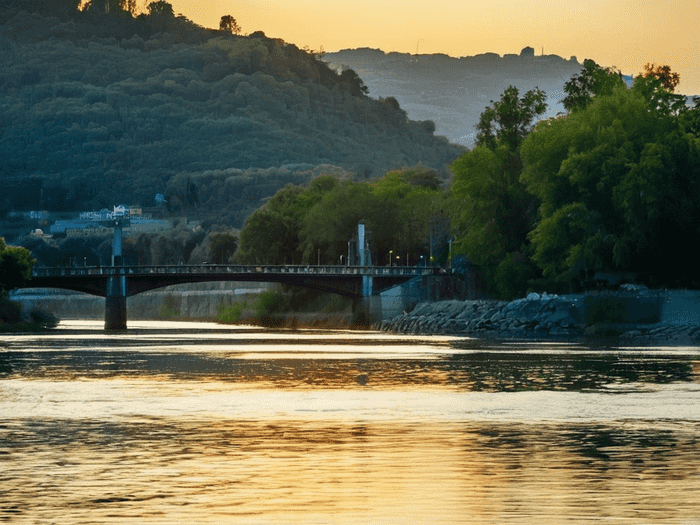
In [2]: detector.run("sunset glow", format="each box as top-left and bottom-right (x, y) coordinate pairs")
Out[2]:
(166, 0), (700, 94)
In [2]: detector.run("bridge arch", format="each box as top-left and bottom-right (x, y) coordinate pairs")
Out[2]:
(22, 264), (438, 329)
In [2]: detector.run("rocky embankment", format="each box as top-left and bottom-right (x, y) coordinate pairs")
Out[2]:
(377, 293), (700, 345)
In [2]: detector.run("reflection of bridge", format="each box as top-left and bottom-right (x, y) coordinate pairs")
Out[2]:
(26, 265), (438, 330)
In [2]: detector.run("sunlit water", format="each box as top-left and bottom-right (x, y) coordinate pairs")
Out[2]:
(2, 320), (700, 524)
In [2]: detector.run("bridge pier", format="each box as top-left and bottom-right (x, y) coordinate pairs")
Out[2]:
(105, 274), (127, 330)
(351, 296), (382, 329)
(105, 221), (127, 330)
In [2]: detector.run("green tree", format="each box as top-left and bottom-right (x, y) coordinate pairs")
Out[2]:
(562, 59), (625, 112)
(476, 85), (547, 152)
(208, 232), (238, 264)
(451, 86), (547, 298)
(236, 176), (342, 265)
(521, 70), (700, 288)
(219, 14), (241, 34)
(0, 238), (35, 297)
(300, 182), (379, 264)
(237, 168), (447, 268)
(370, 167), (448, 262)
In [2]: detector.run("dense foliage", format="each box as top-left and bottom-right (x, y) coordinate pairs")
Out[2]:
(0, 8), (460, 227)
(236, 166), (450, 266)
(0, 238), (35, 296)
(449, 60), (700, 297)
(522, 74), (700, 289)
(450, 86), (546, 298)
(20, 223), (240, 267)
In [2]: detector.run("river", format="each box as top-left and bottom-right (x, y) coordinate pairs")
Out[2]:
(2, 320), (700, 524)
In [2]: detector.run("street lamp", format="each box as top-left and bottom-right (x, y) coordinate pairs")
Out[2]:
(389, 250), (393, 266)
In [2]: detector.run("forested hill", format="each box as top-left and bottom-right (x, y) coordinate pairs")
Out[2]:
(0, 9), (461, 226)
(323, 47), (586, 147)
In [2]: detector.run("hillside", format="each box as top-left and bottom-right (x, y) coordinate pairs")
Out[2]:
(323, 47), (585, 147)
(0, 9), (462, 227)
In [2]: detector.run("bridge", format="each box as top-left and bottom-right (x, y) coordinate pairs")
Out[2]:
(25, 264), (439, 330)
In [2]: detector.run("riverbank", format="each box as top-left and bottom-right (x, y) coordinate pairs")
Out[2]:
(11, 286), (700, 345)
(376, 292), (700, 346)
(0, 298), (58, 333)
(217, 311), (356, 330)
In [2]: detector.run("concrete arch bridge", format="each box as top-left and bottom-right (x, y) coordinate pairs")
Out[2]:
(24, 264), (439, 330)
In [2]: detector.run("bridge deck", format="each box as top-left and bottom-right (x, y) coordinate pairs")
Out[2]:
(27, 265), (439, 298)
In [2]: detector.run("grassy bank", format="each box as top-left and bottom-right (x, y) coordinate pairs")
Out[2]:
(215, 288), (355, 329)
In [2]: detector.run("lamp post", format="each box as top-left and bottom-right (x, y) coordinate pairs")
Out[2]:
(389, 250), (393, 266)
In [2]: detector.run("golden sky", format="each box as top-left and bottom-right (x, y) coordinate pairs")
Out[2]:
(167, 0), (699, 94)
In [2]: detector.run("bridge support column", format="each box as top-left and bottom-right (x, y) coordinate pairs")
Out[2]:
(351, 296), (382, 329)
(105, 273), (127, 330)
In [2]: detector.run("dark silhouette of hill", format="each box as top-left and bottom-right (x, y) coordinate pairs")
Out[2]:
(0, 9), (461, 227)
(323, 47), (584, 147)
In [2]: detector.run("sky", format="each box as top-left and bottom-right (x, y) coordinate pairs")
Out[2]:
(166, 0), (699, 95)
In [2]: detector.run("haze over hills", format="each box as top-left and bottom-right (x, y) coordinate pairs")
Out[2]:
(0, 9), (461, 228)
(324, 47), (591, 147)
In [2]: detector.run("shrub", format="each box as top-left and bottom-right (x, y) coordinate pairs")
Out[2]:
(216, 300), (245, 322)
(157, 294), (179, 319)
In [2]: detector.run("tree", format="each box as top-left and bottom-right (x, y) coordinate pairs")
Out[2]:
(0, 238), (35, 297)
(146, 0), (173, 16)
(451, 85), (547, 298)
(633, 66), (688, 116)
(219, 15), (241, 35)
(641, 63), (680, 92)
(208, 232), (238, 264)
(521, 75), (700, 289)
(476, 85), (547, 152)
(562, 59), (625, 112)
(338, 68), (369, 96)
(451, 146), (539, 298)
(235, 178), (340, 265)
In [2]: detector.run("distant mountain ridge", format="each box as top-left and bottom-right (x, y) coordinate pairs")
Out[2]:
(323, 47), (585, 147)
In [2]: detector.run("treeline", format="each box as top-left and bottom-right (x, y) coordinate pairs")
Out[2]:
(451, 61), (700, 296)
(235, 61), (700, 297)
(235, 165), (451, 266)
(0, 7), (461, 225)
(21, 222), (239, 267)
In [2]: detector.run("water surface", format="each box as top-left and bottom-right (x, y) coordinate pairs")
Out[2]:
(2, 320), (699, 523)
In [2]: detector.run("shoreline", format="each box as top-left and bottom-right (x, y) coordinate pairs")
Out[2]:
(10, 292), (700, 346)
(376, 295), (700, 347)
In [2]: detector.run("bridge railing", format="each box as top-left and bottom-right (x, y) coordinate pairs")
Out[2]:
(32, 264), (438, 278)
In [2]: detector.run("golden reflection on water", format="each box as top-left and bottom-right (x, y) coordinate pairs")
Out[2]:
(3, 418), (700, 524)
(2, 321), (700, 523)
